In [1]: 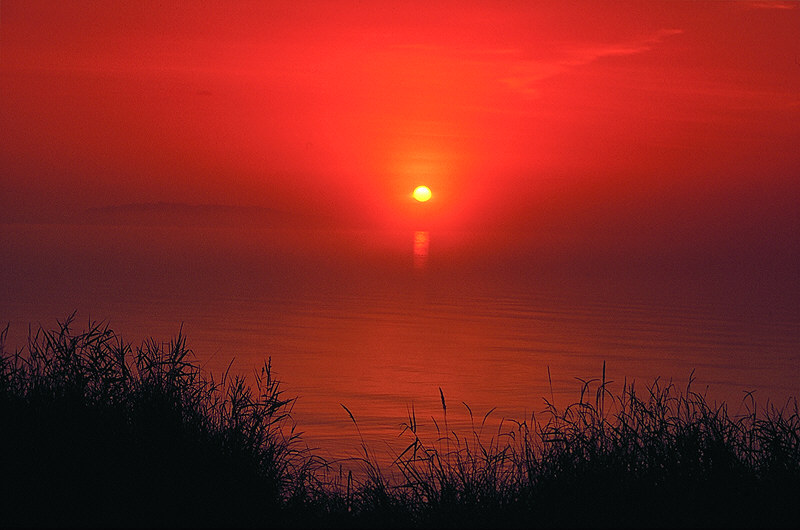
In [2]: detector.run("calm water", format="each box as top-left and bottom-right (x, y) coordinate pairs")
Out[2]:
(2, 223), (799, 465)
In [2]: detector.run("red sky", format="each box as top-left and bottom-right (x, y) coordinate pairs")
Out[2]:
(1, 1), (798, 255)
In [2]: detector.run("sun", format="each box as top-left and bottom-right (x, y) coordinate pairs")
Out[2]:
(412, 185), (432, 202)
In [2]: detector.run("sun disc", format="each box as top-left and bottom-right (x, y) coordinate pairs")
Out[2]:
(413, 185), (432, 202)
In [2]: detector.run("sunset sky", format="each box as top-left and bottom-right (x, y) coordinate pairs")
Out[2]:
(2, 0), (798, 259)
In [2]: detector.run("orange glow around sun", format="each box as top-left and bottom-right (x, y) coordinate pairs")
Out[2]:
(413, 186), (432, 202)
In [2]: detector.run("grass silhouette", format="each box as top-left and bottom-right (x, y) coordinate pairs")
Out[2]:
(0, 315), (320, 527)
(1, 317), (799, 527)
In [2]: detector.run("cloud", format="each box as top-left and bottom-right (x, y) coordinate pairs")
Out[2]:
(499, 29), (684, 96)
(744, 1), (797, 9)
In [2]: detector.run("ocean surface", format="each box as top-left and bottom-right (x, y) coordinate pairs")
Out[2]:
(2, 223), (798, 466)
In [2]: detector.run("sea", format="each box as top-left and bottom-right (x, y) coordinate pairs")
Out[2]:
(2, 222), (798, 468)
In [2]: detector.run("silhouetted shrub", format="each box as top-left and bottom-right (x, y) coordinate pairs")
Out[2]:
(2, 318), (799, 527)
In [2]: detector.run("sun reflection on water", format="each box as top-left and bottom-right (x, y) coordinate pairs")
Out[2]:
(413, 230), (429, 270)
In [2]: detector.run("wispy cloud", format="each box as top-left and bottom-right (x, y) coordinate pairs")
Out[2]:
(499, 29), (684, 96)
(744, 1), (797, 10)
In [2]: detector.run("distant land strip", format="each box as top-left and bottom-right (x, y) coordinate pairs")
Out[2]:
(82, 202), (333, 228)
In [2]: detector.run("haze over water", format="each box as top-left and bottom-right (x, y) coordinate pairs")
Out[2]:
(3, 222), (797, 465)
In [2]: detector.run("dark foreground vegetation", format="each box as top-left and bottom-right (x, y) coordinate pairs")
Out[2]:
(2, 317), (799, 528)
